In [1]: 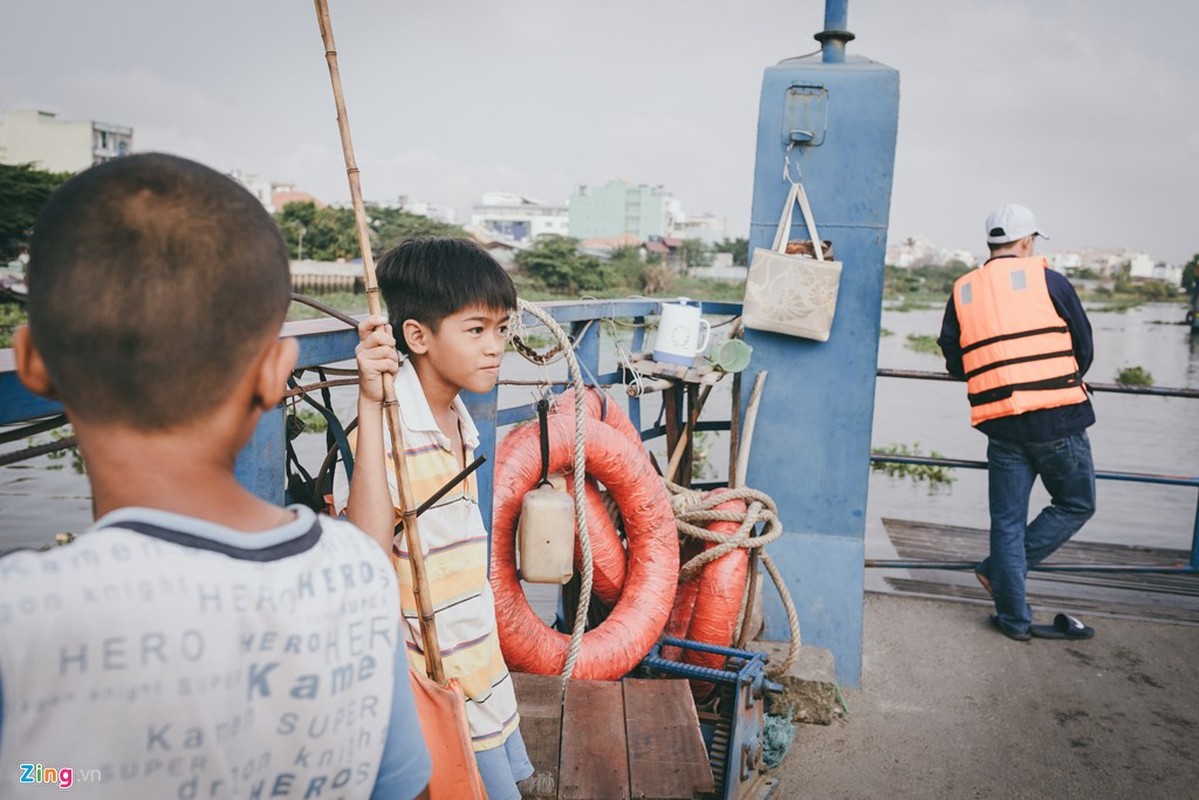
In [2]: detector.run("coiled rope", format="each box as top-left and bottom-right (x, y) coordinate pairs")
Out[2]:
(513, 300), (592, 682)
(665, 480), (800, 677)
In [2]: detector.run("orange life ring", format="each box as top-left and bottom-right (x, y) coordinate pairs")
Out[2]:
(494, 407), (627, 606)
(563, 474), (626, 606)
(662, 493), (749, 683)
(492, 414), (678, 680)
(554, 388), (639, 605)
(551, 387), (642, 446)
(495, 388), (638, 607)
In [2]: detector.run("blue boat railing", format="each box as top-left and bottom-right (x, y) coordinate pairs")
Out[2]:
(4, 303), (1196, 578)
(868, 368), (1199, 574)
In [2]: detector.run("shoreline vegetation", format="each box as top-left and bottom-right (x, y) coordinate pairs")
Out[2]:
(2, 194), (1195, 346)
(881, 263), (1193, 313)
(0, 261), (1190, 349)
(283, 257), (1191, 322)
(0, 166), (1194, 343)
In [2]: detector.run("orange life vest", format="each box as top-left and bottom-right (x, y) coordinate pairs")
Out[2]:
(953, 256), (1087, 426)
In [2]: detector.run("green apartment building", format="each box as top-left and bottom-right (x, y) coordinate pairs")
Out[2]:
(568, 179), (675, 240)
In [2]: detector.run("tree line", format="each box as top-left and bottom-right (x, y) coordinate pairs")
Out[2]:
(272, 201), (464, 262)
(0, 163), (466, 264)
(513, 235), (748, 296)
(0, 164), (71, 260)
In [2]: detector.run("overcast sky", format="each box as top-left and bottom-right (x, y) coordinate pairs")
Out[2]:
(3, 1), (1196, 263)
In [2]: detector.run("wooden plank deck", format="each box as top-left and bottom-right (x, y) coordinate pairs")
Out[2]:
(881, 517), (1199, 624)
(513, 674), (715, 800)
(623, 679), (714, 800)
(560, 681), (629, 800)
(514, 672), (565, 800)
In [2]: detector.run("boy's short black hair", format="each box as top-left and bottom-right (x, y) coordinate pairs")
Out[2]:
(375, 237), (517, 355)
(27, 153), (291, 429)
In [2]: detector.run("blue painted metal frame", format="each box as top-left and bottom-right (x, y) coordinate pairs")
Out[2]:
(2, 294), (875, 691)
(233, 317), (360, 503)
(224, 299), (740, 526)
(0, 350), (58, 424)
(640, 637), (779, 800)
(742, 53), (899, 687)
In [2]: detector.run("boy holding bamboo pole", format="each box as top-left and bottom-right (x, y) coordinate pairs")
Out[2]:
(347, 236), (533, 800)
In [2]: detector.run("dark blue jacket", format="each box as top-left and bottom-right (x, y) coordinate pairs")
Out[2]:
(937, 256), (1095, 442)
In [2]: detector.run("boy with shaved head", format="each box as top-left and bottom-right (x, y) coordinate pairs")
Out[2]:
(0, 153), (430, 799)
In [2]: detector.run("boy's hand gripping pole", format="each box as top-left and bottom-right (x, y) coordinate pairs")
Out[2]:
(313, 0), (445, 686)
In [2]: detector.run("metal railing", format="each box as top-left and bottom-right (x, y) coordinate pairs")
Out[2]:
(868, 369), (1199, 574)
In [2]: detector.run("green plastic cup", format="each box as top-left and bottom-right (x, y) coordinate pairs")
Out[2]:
(709, 338), (753, 373)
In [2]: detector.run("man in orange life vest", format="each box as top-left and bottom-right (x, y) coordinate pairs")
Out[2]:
(937, 204), (1097, 642)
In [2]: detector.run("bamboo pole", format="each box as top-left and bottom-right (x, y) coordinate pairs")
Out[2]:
(725, 318), (745, 489)
(733, 370), (767, 648)
(727, 370), (741, 487)
(313, 0), (445, 685)
(734, 371), (767, 490)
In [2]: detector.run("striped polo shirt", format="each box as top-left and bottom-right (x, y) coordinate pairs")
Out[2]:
(367, 359), (520, 752)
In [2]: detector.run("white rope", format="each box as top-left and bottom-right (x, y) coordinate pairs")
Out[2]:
(665, 480), (801, 677)
(516, 299), (592, 682)
(602, 316), (646, 398)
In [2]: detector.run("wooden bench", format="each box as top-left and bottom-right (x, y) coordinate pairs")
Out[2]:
(514, 673), (715, 800)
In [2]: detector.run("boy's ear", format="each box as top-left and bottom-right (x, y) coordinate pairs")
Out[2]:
(402, 319), (430, 355)
(12, 325), (59, 400)
(253, 337), (300, 410)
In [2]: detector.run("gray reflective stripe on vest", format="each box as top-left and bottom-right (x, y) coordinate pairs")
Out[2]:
(1010, 269), (1027, 290)
(960, 283), (972, 304)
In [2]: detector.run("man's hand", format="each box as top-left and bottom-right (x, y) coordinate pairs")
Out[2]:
(356, 315), (399, 405)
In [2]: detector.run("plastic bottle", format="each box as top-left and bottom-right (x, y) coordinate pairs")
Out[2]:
(518, 483), (575, 584)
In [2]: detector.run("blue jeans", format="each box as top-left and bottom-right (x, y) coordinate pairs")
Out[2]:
(475, 728), (535, 800)
(977, 431), (1096, 634)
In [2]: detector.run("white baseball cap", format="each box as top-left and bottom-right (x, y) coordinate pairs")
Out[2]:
(985, 203), (1049, 245)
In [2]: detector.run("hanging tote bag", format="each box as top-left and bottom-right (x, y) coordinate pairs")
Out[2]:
(743, 180), (843, 342)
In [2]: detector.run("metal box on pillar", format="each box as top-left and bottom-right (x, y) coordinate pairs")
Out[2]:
(741, 17), (899, 687)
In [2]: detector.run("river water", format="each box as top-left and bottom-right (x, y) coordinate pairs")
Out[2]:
(2, 302), (1196, 557)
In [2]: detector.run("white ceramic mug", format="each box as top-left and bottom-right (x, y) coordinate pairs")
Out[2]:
(653, 301), (711, 365)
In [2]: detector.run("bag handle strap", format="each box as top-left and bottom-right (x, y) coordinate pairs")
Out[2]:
(794, 182), (826, 262)
(772, 180), (799, 253)
(772, 180), (827, 262)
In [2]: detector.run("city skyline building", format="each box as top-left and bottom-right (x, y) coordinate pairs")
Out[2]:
(568, 179), (676, 241)
(0, 109), (132, 173)
(470, 191), (567, 243)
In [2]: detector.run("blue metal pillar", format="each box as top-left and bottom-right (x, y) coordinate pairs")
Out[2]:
(1190, 490), (1199, 569)
(234, 405), (287, 504)
(742, 46), (899, 686)
(235, 321), (358, 505)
